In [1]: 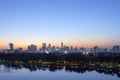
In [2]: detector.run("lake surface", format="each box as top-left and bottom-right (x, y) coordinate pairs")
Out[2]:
(0, 64), (120, 80)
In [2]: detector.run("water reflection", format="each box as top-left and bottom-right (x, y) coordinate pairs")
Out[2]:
(0, 63), (120, 78)
(0, 65), (11, 73)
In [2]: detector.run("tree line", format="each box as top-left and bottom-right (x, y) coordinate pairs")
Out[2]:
(0, 53), (120, 63)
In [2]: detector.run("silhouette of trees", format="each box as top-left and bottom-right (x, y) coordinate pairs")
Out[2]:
(0, 52), (120, 63)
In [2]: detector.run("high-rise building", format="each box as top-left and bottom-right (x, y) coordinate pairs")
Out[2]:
(42, 43), (46, 49)
(93, 46), (100, 53)
(61, 42), (63, 49)
(17, 48), (23, 53)
(70, 46), (73, 53)
(47, 43), (51, 53)
(40, 43), (47, 53)
(48, 43), (51, 48)
(113, 45), (119, 53)
(8, 43), (14, 51)
(27, 44), (37, 53)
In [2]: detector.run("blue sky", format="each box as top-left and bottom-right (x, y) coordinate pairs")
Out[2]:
(0, 0), (120, 49)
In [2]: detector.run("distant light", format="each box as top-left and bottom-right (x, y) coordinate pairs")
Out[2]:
(45, 50), (49, 54)
(46, 51), (49, 54)
(64, 51), (68, 54)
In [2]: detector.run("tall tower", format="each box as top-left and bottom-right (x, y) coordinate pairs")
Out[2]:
(8, 43), (14, 51)
(48, 43), (51, 48)
(61, 42), (63, 49)
(42, 43), (46, 49)
(27, 44), (37, 53)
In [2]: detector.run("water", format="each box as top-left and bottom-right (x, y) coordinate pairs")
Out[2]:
(0, 64), (120, 80)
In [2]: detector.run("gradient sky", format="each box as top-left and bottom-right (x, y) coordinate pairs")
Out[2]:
(0, 0), (120, 49)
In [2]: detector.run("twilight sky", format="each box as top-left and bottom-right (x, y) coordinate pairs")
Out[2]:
(0, 0), (120, 49)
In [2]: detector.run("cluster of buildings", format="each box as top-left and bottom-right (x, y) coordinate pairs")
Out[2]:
(0, 42), (120, 54)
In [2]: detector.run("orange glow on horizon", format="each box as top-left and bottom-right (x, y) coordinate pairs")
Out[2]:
(0, 41), (114, 50)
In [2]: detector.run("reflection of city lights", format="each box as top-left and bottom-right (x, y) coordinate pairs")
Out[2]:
(0, 65), (11, 72)
(0, 65), (4, 70)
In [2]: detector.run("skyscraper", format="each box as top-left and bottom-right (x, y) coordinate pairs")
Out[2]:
(42, 43), (46, 50)
(113, 45), (119, 53)
(8, 43), (14, 51)
(27, 44), (37, 53)
(48, 43), (52, 52)
(48, 43), (51, 49)
(41, 43), (47, 53)
(61, 42), (63, 49)
(93, 46), (100, 53)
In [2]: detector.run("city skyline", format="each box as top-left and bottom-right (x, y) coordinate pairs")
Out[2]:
(0, 42), (119, 54)
(0, 42), (119, 50)
(0, 41), (119, 50)
(0, 0), (120, 49)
